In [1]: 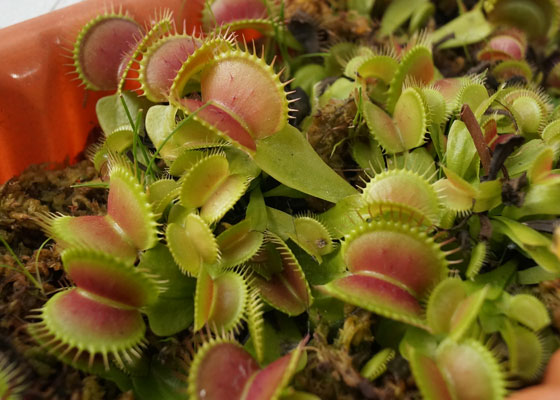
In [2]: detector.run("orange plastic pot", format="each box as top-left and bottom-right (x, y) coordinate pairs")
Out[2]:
(508, 349), (560, 400)
(0, 0), (204, 183)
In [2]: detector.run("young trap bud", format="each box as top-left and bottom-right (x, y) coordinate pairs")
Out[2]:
(287, 215), (334, 263)
(166, 213), (219, 276)
(363, 86), (429, 154)
(499, 86), (553, 136)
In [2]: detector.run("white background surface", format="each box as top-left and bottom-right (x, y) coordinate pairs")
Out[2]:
(0, 0), (83, 28)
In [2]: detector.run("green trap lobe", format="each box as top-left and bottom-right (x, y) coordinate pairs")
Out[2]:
(436, 340), (504, 400)
(180, 153), (230, 208)
(363, 100), (403, 154)
(200, 174), (249, 223)
(208, 273), (246, 331)
(217, 220), (264, 269)
(392, 88), (426, 150)
(166, 223), (202, 276)
(194, 269), (215, 331)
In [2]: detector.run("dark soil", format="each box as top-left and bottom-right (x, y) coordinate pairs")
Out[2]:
(0, 160), (130, 399)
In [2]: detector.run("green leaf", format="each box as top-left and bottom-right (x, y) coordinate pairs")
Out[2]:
(139, 245), (196, 336)
(145, 297), (194, 337)
(319, 194), (364, 238)
(472, 260), (517, 300)
(132, 359), (188, 400)
(245, 313), (303, 366)
(247, 187), (268, 232)
(492, 217), (560, 273)
(266, 207), (297, 240)
(517, 266), (560, 284)
(254, 125), (358, 203)
(139, 244), (196, 298)
(446, 120), (478, 179)
(380, 0), (427, 36)
(432, 8), (493, 49)
(503, 139), (547, 177)
(96, 91), (152, 135)
(290, 243), (345, 286)
(348, 0), (375, 16)
(318, 78), (355, 108)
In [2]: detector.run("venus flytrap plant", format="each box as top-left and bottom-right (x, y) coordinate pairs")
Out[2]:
(497, 85), (553, 137)
(20, 1), (560, 398)
(359, 168), (442, 226)
(363, 86), (430, 154)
